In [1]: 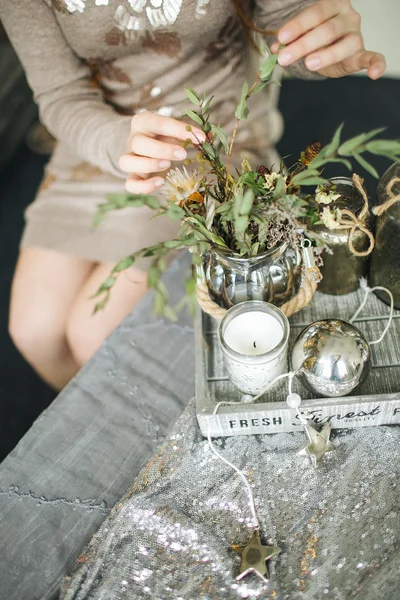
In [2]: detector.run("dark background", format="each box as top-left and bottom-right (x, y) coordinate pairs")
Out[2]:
(1, 27), (400, 461)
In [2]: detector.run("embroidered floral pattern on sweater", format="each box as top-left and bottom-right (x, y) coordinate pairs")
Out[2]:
(141, 29), (181, 57)
(86, 58), (132, 85)
(205, 16), (245, 71)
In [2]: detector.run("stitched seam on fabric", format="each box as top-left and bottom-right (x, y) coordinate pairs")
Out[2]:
(0, 485), (110, 515)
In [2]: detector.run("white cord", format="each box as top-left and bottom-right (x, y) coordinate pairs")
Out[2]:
(349, 281), (394, 346)
(207, 402), (259, 529)
(251, 370), (299, 402)
(206, 370), (300, 530)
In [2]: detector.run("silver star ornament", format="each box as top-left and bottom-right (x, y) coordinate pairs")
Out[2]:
(232, 528), (280, 582)
(298, 420), (335, 467)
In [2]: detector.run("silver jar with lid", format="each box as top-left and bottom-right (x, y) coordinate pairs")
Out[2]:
(369, 162), (400, 309)
(311, 176), (373, 295)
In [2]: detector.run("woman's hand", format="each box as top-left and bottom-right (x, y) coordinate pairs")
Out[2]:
(271, 0), (386, 79)
(119, 112), (206, 194)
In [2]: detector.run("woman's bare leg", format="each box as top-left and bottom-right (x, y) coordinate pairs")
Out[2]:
(9, 249), (148, 388)
(66, 262), (148, 367)
(9, 247), (94, 390)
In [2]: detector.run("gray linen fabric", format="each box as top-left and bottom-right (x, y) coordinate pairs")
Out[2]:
(0, 254), (195, 600)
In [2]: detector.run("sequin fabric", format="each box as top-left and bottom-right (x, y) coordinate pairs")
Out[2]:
(61, 400), (400, 599)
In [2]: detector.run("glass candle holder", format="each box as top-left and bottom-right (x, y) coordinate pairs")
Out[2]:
(218, 301), (290, 396)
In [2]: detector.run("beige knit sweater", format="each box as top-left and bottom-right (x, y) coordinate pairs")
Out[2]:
(0, 0), (318, 177)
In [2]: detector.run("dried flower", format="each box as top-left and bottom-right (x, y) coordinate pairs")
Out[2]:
(264, 171), (281, 192)
(315, 189), (341, 205)
(321, 206), (342, 230)
(162, 167), (205, 207)
(263, 171), (280, 192)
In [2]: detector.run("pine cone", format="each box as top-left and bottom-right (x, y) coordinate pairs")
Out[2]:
(299, 141), (323, 166)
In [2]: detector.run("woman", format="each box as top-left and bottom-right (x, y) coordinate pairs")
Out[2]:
(0, 0), (385, 390)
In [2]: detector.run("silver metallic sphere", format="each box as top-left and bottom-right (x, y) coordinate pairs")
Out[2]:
(291, 319), (371, 398)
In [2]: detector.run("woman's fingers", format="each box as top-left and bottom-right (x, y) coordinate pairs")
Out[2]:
(121, 112), (207, 192)
(318, 50), (387, 79)
(304, 32), (363, 72)
(129, 133), (187, 161)
(130, 111), (205, 145)
(277, 0), (345, 44)
(119, 154), (171, 174)
(125, 173), (165, 194)
(363, 51), (387, 79)
(277, 14), (357, 67)
(271, 0), (386, 79)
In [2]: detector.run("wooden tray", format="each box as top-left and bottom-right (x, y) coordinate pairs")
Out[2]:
(195, 289), (400, 437)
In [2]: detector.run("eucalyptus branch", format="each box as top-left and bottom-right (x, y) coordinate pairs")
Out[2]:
(225, 52), (279, 195)
(305, 124), (400, 179)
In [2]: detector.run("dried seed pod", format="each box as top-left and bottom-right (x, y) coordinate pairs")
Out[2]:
(257, 165), (271, 176)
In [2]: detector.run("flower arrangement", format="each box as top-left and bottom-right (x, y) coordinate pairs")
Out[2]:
(93, 50), (400, 318)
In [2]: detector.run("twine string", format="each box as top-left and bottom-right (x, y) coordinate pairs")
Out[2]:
(334, 174), (375, 257)
(372, 176), (400, 217)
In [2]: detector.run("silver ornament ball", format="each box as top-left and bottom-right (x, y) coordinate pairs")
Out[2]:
(291, 319), (371, 397)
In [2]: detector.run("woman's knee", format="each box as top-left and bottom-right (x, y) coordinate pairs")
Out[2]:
(66, 314), (105, 367)
(9, 301), (63, 365)
(9, 247), (93, 366)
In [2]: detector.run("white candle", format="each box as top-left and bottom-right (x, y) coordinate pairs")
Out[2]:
(218, 301), (290, 397)
(224, 311), (284, 356)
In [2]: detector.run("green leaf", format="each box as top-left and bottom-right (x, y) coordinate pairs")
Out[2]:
(93, 276), (116, 298)
(104, 192), (161, 210)
(365, 139), (400, 156)
(184, 87), (201, 106)
(338, 128), (386, 156)
(148, 266), (160, 287)
(163, 239), (185, 249)
(202, 95), (214, 114)
(295, 176), (328, 187)
(94, 297), (109, 313)
(210, 124), (230, 154)
(112, 256), (135, 273)
(203, 121), (212, 134)
(161, 305), (178, 322)
(353, 153), (379, 178)
(92, 211), (107, 227)
(235, 81), (249, 120)
(258, 53), (278, 81)
(235, 215), (249, 233)
(272, 173), (286, 197)
(318, 123), (344, 159)
(240, 189), (254, 215)
(185, 109), (203, 126)
(215, 202), (233, 214)
(248, 81), (268, 96)
(202, 141), (216, 159)
(166, 201), (185, 221)
(290, 169), (321, 185)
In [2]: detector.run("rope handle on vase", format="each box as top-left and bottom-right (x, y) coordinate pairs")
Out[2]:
(196, 241), (321, 320)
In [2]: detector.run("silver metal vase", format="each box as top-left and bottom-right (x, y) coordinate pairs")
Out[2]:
(201, 243), (302, 310)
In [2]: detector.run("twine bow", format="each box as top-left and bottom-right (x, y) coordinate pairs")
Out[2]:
(372, 176), (400, 217)
(334, 174), (375, 257)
